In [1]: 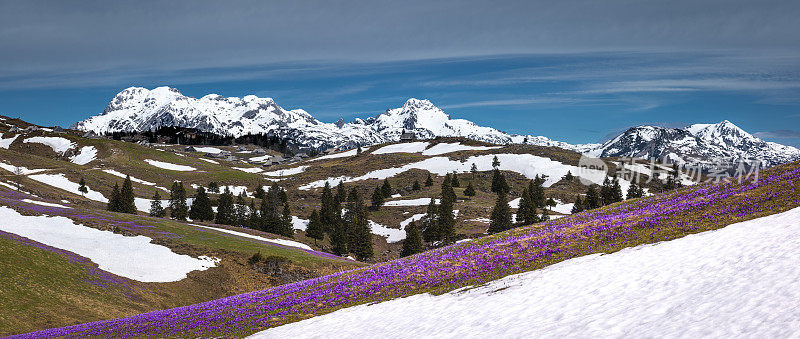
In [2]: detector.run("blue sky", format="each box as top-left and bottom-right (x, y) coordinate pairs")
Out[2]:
(1, 0), (798, 146)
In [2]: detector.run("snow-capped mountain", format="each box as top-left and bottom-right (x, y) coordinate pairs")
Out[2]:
(72, 87), (568, 149)
(590, 121), (800, 166)
(74, 87), (800, 167)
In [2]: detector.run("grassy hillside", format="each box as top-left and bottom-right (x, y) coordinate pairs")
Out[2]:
(18, 158), (798, 337)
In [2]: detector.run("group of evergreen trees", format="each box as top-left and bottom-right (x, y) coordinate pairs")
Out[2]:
(370, 179), (395, 210)
(420, 173), (457, 243)
(306, 182), (373, 260)
(107, 176), (137, 214)
(147, 181), (294, 237)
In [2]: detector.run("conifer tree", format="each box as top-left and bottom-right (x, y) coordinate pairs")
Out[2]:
(492, 155), (500, 168)
(319, 182), (339, 234)
(381, 179), (392, 198)
(149, 191), (166, 217)
(329, 221), (349, 256)
(189, 187), (215, 222)
(235, 193), (249, 226)
(600, 177), (614, 205)
(248, 200), (258, 227)
(611, 175), (624, 203)
(336, 182), (347, 205)
(208, 181), (220, 194)
(529, 176), (546, 208)
(437, 180), (456, 242)
(422, 198), (439, 242)
(564, 171), (574, 181)
(412, 180), (422, 191)
(451, 172), (460, 187)
(344, 192), (372, 260)
(464, 182), (476, 196)
(571, 195), (584, 214)
(120, 176), (136, 214)
(371, 185), (384, 210)
(471, 163), (478, 179)
(107, 183), (120, 212)
(401, 221), (423, 257)
(546, 197), (557, 210)
(277, 202), (294, 237)
(215, 188), (235, 225)
(253, 185), (266, 200)
(78, 178), (88, 196)
(488, 191), (512, 234)
(305, 210), (325, 246)
(169, 181), (188, 221)
(491, 168), (509, 194)
(347, 187), (359, 203)
(260, 184), (285, 232)
(424, 173), (434, 187)
(517, 187), (536, 225)
(584, 186), (600, 210)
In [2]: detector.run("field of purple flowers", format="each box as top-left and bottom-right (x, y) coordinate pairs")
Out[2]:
(15, 161), (800, 338)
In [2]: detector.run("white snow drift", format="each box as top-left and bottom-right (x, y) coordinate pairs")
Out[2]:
(193, 224), (312, 251)
(256, 207), (800, 338)
(69, 146), (98, 165)
(0, 206), (217, 282)
(23, 136), (75, 155)
(144, 159), (196, 171)
(0, 133), (19, 149)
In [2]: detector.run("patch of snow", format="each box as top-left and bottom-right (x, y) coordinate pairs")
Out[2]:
(194, 146), (223, 154)
(368, 220), (406, 243)
(391, 194), (402, 198)
(28, 173), (108, 202)
(0, 206), (218, 282)
(421, 142), (501, 156)
(144, 159), (196, 171)
(23, 136), (75, 155)
(233, 167), (263, 173)
(256, 207), (800, 338)
(399, 213), (427, 229)
(310, 147), (371, 161)
(551, 200), (574, 214)
(508, 197), (521, 209)
(263, 165), (308, 177)
(291, 216), (309, 231)
(199, 158), (219, 164)
(0, 161), (48, 175)
(384, 198), (440, 207)
(372, 142), (429, 155)
(69, 146), (97, 165)
(192, 224), (312, 251)
(21, 199), (70, 209)
(0, 134), (19, 149)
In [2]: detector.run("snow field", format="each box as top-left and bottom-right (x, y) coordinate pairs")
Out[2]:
(384, 198), (439, 207)
(256, 206), (800, 338)
(372, 142), (429, 155)
(23, 136), (75, 155)
(262, 165), (308, 177)
(0, 133), (19, 149)
(28, 173), (108, 202)
(143, 159), (196, 171)
(421, 142), (502, 156)
(0, 206), (218, 282)
(193, 224), (312, 251)
(310, 147), (371, 161)
(69, 146), (98, 165)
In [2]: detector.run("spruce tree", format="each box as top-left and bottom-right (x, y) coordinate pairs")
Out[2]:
(149, 191), (166, 217)
(278, 202), (294, 237)
(107, 183), (120, 212)
(584, 186), (600, 210)
(215, 188), (235, 225)
(381, 179), (392, 198)
(424, 173), (434, 187)
(530, 176), (546, 208)
(412, 180), (422, 191)
(492, 155), (500, 168)
(437, 180), (456, 242)
(546, 197), (557, 210)
(189, 187), (215, 222)
(329, 221), (349, 256)
(491, 169), (509, 194)
(235, 193), (249, 226)
(208, 181), (219, 194)
(260, 184), (284, 232)
(347, 187), (359, 203)
(451, 172), (460, 187)
(305, 210), (325, 245)
(319, 182), (339, 235)
(422, 198), (439, 242)
(248, 200), (259, 227)
(78, 178), (88, 196)
(169, 181), (188, 221)
(464, 182), (476, 196)
(564, 171), (574, 181)
(571, 195), (584, 214)
(371, 185), (384, 210)
(488, 191), (512, 234)
(335, 182), (347, 205)
(253, 185), (265, 200)
(345, 192), (372, 261)
(120, 176), (136, 214)
(517, 187), (536, 225)
(471, 163), (478, 179)
(611, 175), (624, 203)
(401, 221), (423, 257)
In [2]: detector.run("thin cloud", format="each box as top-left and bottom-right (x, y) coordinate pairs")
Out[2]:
(753, 130), (800, 139)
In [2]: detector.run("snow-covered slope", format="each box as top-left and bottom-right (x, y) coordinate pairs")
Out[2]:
(254, 206), (800, 338)
(592, 120), (800, 166)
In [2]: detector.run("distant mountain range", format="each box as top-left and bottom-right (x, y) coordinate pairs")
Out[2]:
(73, 87), (800, 166)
